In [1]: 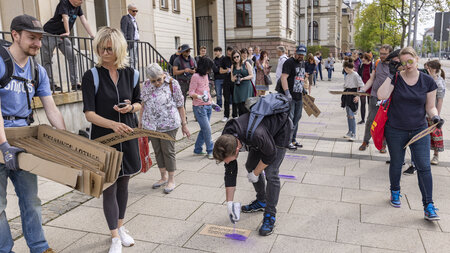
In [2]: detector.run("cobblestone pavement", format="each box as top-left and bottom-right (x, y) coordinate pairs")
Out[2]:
(8, 62), (450, 252)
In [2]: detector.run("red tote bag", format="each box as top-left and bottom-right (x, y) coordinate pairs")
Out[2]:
(370, 73), (397, 150)
(370, 99), (391, 150)
(139, 137), (152, 173)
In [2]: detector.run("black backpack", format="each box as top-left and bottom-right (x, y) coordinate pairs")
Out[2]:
(0, 39), (40, 111)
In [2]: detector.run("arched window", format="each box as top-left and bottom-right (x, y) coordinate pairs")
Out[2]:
(308, 21), (318, 41)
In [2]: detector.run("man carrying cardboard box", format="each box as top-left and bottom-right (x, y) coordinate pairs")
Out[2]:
(0, 14), (66, 253)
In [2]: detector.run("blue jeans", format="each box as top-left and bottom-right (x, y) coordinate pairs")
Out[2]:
(385, 125), (433, 206)
(214, 79), (224, 107)
(193, 105), (214, 154)
(289, 98), (303, 143)
(327, 68), (333, 80)
(0, 164), (49, 253)
(346, 106), (356, 134)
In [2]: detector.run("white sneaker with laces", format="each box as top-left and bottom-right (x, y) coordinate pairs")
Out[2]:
(118, 226), (135, 247)
(108, 237), (122, 253)
(221, 117), (228, 122)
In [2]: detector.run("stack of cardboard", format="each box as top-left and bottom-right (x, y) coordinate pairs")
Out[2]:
(2, 125), (123, 198)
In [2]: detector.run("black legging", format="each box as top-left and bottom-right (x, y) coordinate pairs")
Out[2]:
(360, 96), (366, 121)
(103, 176), (130, 230)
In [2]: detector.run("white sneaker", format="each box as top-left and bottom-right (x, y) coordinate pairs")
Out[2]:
(221, 117), (228, 122)
(349, 134), (356, 142)
(108, 237), (122, 253)
(118, 226), (135, 247)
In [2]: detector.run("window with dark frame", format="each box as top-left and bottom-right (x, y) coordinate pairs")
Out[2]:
(236, 0), (252, 27)
(308, 0), (319, 7)
(308, 21), (319, 41)
(175, 36), (180, 49)
(173, 0), (180, 12)
(160, 0), (168, 9)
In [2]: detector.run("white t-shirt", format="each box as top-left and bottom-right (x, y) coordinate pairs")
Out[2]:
(314, 56), (320, 65)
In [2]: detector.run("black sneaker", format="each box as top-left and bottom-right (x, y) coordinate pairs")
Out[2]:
(293, 142), (303, 148)
(358, 120), (365, 124)
(241, 199), (266, 213)
(259, 213), (275, 236)
(288, 143), (297, 150)
(71, 83), (81, 91)
(403, 165), (416, 175)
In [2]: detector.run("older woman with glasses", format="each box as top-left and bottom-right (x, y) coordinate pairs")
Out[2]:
(377, 47), (444, 222)
(82, 27), (141, 253)
(140, 63), (190, 193)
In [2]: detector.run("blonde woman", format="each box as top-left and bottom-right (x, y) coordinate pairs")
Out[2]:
(82, 27), (141, 253)
(378, 47), (444, 221)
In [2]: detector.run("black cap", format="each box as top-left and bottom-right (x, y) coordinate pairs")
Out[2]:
(178, 44), (192, 53)
(10, 14), (45, 34)
(386, 49), (401, 62)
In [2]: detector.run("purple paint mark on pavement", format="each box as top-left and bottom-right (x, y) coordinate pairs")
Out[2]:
(225, 233), (248, 241)
(279, 174), (297, 180)
(284, 154), (307, 160)
(297, 133), (320, 137)
(301, 122), (326, 126)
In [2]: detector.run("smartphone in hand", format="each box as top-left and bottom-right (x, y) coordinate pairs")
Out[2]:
(117, 102), (128, 108)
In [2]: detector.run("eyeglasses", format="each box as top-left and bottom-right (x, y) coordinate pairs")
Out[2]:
(233, 56), (240, 59)
(99, 47), (113, 54)
(150, 77), (163, 84)
(401, 59), (414, 66)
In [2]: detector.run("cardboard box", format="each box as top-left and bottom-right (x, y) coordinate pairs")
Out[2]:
(303, 94), (321, 117)
(2, 125), (123, 198)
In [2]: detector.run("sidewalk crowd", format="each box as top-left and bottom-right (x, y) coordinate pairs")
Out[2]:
(0, 1), (448, 253)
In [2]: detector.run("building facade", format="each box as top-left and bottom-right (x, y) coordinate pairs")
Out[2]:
(0, 0), (359, 63)
(298, 0), (343, 56)
(341, 1), (360, 53)
(224, 0), (300, 61)
(0, 0), (226, 60)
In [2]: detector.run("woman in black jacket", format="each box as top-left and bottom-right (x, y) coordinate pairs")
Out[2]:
(82, 27), (141, 253)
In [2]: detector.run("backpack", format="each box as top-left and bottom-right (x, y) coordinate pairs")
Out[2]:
(0, 39), (40, 119)
(246, 93), (290, 141)
(90, 67), (139, 94)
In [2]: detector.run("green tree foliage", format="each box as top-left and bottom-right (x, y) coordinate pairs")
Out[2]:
(355, 0), (449, 52)
(307, 45), (329, 57)
(354, 0), (402, 51)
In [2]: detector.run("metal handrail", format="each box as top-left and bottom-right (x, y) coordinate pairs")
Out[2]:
(126, 40), (173, 82)
(1, 31), (172, 93)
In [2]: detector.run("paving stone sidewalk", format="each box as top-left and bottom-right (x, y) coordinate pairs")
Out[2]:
(9, 63), (450, 253)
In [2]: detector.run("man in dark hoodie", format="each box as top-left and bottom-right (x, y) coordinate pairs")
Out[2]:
(213, 109), (291, 236)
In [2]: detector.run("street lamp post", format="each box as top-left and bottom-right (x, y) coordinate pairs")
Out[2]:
(310, 0), (313, 46)
(439, 12), (444, 60)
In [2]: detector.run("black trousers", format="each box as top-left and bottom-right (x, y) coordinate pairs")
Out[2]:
(223, 82), (237, 118)
(236, 102), (248, 116)
(360, 95), (367, 121)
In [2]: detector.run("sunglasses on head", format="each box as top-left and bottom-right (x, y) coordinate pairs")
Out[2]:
(401, 59), (414, 66)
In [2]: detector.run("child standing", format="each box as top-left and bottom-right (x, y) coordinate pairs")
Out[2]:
(426, 60), (446, 165)
(341, 59), (364, 141)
